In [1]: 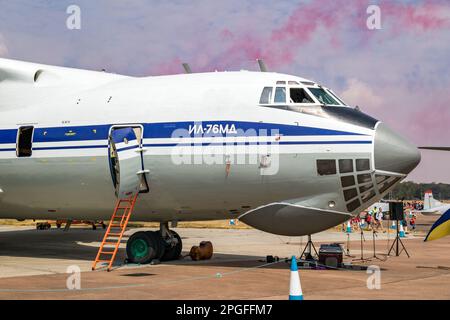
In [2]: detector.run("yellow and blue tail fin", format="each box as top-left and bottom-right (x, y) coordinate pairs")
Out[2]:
(424, 209), (450, 242)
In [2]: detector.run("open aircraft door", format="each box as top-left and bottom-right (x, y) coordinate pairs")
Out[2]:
(109, 125), (149, 199)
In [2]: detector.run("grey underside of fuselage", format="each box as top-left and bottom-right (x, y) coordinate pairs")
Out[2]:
(0, 151), (369, 222)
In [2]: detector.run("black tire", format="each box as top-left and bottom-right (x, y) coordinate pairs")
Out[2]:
(161, 230), (183, 262)
(145, 231), (165, 260)
(126, 231), (160, 264)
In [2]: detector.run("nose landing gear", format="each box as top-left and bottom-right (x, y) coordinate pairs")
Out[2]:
(125, 223), (182, 265)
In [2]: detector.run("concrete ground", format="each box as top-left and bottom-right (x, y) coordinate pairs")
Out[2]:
(0, 215), (449, 300)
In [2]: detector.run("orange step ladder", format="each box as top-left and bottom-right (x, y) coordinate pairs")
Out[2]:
(92, 194), (138, 271)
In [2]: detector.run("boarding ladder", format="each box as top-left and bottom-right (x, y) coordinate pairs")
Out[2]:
(92, 194), (138, 272)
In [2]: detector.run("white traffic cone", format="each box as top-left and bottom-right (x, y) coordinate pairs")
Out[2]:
(346, 221), (352, 233)
(399, 223), (405, 238)
(289, 256), (303, 300)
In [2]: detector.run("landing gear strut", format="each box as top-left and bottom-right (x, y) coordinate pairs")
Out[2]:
(125, 223), (182, 264)
(160, 223), (183, 262)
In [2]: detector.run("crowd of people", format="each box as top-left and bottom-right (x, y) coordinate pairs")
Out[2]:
(343, 202), (418, 233)
(362, 206), (386, 232)
(404, 201), (423, 211)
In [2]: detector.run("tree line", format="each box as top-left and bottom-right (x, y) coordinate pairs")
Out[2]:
(387, 182), (450, 201)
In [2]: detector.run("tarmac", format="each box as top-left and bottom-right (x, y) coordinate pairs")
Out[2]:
(0, 214), (449, 300)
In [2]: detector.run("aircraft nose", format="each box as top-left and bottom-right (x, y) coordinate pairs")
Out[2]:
(373, 123), (421, 174)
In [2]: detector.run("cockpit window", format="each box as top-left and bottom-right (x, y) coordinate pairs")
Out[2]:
(259, 87), (273, 104)
(308, 87), (340, 105)
(259, 83), (349, 110)
(326, 89), (346, 106)
(274, 87), (286, 103)
(290, 88), (314, 104)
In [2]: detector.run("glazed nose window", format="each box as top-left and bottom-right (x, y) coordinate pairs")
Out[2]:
(290, 88), (314, 104)
(274, 87), (286, 103)
(259, 87), (273, 104)
(326, 89), (346, 106)
(308, 87), (340, 105)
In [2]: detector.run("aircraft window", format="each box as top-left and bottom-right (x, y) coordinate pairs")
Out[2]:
(290, 88), (314, 104)
(326, 89), (346, 106)
(288, 81), (299, 85)
(259, 87), (273, 104)
(276, 81), (286, 85)
(341, 175), (355, 187)
(344, 188), (358, 201)
(317, 159), (337, 176)
(308, 87), (340, 105)
(17, 126), (34, 158)
(339, 159), (353, 173)
(356, 159), (370, 171)
(346, 198), (361, 212)
(274, 87), (286, 103)
(357, 173), (372, 184)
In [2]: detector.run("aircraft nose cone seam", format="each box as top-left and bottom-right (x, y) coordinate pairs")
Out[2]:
(373, 123), (421, 174)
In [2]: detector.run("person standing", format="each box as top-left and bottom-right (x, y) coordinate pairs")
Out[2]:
(366, 210), (373, 230)
(376, 207), (385, 232)
(402, 212), (409, 233)
(410, 215), (416, 233)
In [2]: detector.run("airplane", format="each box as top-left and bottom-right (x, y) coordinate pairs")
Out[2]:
(416, 189), (450, 216)
(0, 57), (421, 266)
(414, 147), (450, 216)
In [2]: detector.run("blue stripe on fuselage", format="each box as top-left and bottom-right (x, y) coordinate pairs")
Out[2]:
(0, 121), (369, 145)
(0, 129), (18, 144)
(33, 125), (111, 143)
(32, 145), (108, 151)
(142, 121), (367, 139)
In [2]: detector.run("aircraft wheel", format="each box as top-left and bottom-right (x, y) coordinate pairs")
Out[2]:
(145, 231), (165, 260)
(161, 230), (182, 261)
(126, 231), (162, 264)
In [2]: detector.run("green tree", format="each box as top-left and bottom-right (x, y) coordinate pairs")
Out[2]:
(387, 182), (450, 200)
